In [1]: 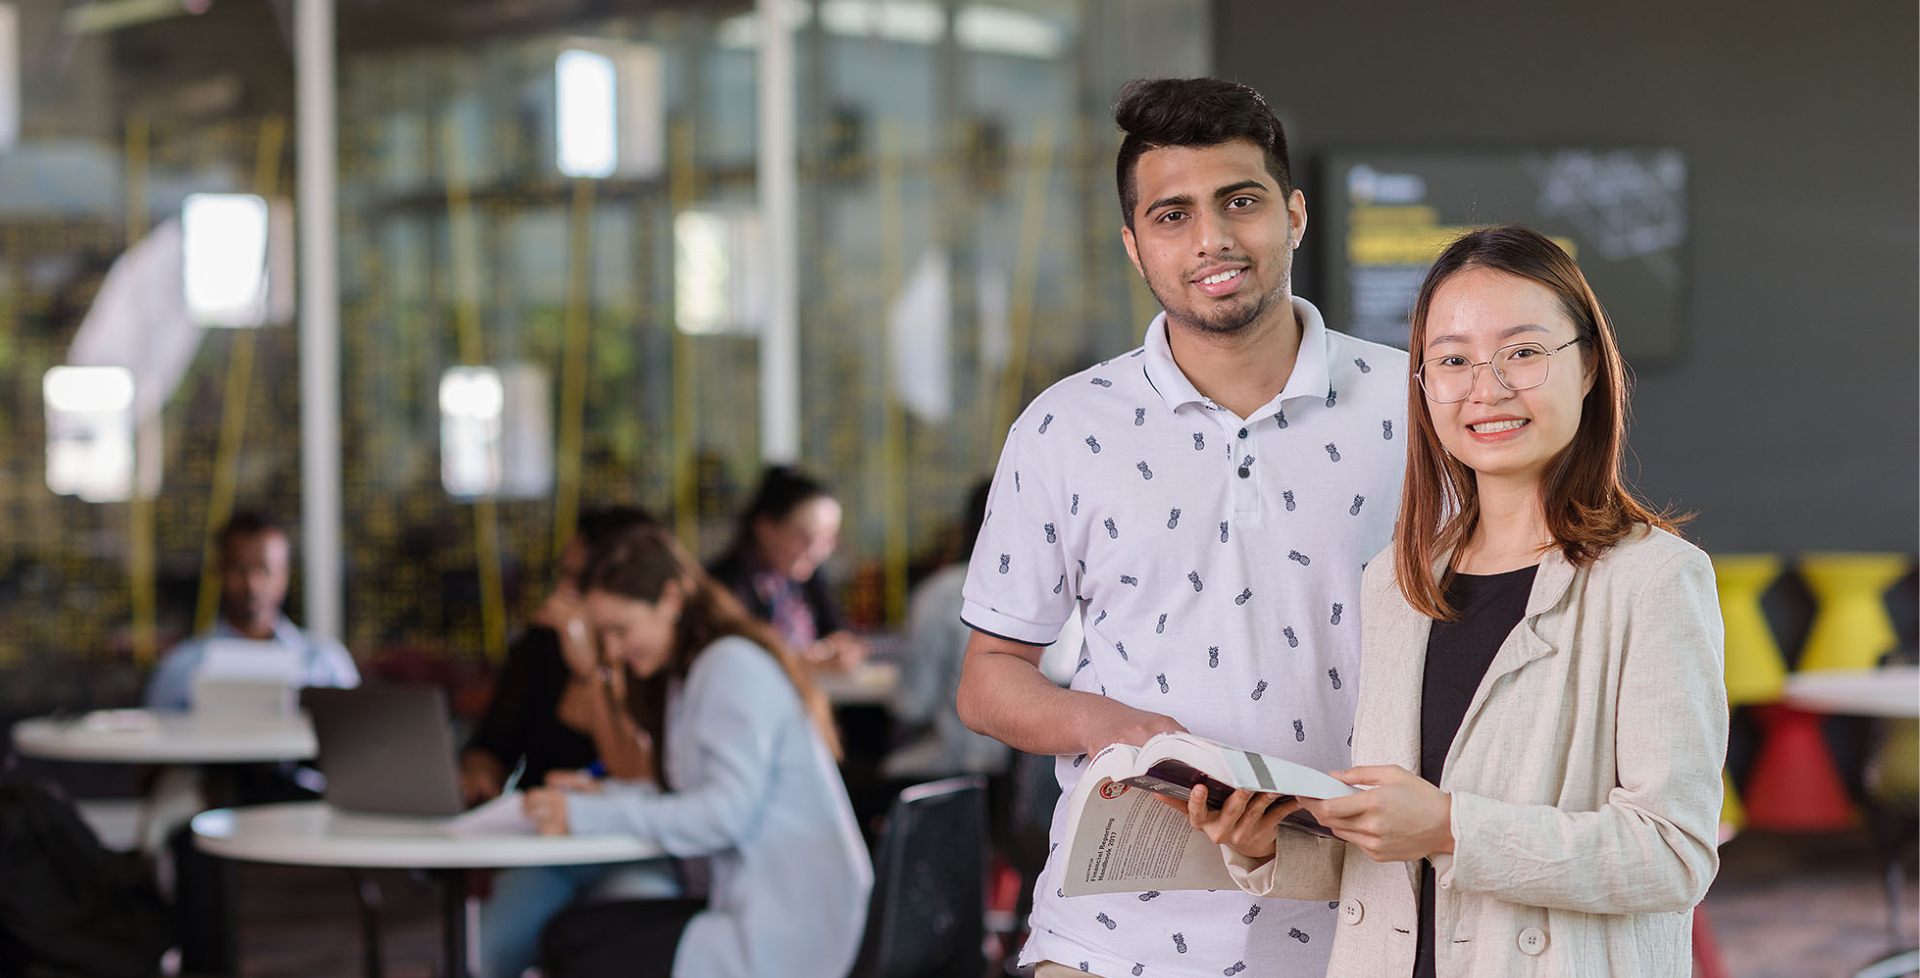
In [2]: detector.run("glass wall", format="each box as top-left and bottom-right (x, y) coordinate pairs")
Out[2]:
(0, 0), (301, 713)
(1, 0), (1209, 709)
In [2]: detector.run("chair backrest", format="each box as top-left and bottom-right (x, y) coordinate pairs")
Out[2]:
(847, 776), (987, 978)
(997, 749), (1061, 877)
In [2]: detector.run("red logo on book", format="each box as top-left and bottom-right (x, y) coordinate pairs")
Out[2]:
(1098, 779), (1128, 800)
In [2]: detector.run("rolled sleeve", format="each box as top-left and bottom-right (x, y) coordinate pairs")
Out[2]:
(960, 406), (1077, 645)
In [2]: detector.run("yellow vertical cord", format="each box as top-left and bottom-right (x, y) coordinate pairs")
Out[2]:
(994, 117), (1055, 454)
(668, 119), (697, 552)
(194, 115), (286, 633)
(876, 125), (908, 626)
(442, 122), (507, 662)
(553, 176), (596, 559)
(125, 116), (157, 663)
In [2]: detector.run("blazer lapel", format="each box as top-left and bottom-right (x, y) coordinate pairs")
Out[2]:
(1443, 549), (1576, 776)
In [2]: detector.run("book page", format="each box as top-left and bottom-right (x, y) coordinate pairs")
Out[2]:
(1061, 776), (1234, 896)
(1158, 732), (1358, 800)
(447, 791), (539, 836)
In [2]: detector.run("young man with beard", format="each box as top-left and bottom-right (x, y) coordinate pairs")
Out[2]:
(956, 77), (1408, 978)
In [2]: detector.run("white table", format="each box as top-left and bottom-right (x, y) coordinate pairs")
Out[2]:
(1783, 666), (1920, 719)
(10, 709), (319, 975)
(11, 709), (316, 764)
(815, 661), (900, 706)
(1781, 665), (1919, 978)
(193, 801), (664, 978)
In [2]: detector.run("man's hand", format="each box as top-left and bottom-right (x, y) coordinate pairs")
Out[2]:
(1080, 700), (1187, 760)
(457, 750), (505, 805)
(1157, 784), (1299, 860)
(523, 787), (572, 835)
(1298, 764), (1452, 863)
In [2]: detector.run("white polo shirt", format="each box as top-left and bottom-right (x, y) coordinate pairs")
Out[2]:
(963, 297), (1407, 978)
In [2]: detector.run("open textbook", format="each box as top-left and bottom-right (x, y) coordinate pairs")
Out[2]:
(1060, 732), (1357, 897)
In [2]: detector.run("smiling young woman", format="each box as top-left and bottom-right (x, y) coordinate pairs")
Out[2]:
(1181, 225), (1728, 978)
(1395, 225), (1681, 619)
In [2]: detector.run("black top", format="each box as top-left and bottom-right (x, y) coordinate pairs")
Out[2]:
(1413, 564), (1537, 978)
(463, 626), (600, 792)
(705, 549), (846, 639)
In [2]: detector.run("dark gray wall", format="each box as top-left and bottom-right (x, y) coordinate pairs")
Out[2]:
(1215, 0), (1917, 553)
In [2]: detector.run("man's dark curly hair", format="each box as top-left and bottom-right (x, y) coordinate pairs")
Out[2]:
(1113, 77), (1292, 229)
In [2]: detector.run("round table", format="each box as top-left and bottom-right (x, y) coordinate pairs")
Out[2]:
(11, 710), (316, 976)
(11, 710), (317, 764)
(1783, 665), (1920, 719)
(193, 801), (664, 978)
(1781, 665), (1919, 978)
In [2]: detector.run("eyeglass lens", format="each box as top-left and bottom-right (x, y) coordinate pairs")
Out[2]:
(1420, 344), (1552, 402)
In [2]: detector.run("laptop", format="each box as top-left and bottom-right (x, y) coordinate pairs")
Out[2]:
(302, 686), (467, 817)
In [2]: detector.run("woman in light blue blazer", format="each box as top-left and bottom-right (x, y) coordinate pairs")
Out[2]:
(510, 524), (872, 978)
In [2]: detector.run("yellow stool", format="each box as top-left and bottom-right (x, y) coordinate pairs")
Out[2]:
(1712, 554), (1787, 705)
(1797, 552), (1911, 673)
(1718, 769), (1745, 833)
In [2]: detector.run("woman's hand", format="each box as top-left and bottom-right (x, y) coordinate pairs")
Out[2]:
(523, 787), (572, 836)
(1299, 765), (1453, 863)
(457, 750), (505, 805)
(1156, 784), (1300, 860)
(805, 631), (871, 672)
(536, 587), (599, 679)
(542, 769), (604, 793)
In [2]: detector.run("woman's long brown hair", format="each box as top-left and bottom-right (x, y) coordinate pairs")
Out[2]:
(1395, 224), (1683, 620)
(581, 524), (842, 782)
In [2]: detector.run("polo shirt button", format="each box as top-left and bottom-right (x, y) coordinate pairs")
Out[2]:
(1237, 466), (1250, 479)
(1341, 899), (1363, 925)
(1237, 427), (1248, 439)
(1516, 927), (1547, 955)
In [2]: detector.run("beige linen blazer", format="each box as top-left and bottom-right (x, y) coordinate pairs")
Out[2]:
(1229, 525), (1727, 977)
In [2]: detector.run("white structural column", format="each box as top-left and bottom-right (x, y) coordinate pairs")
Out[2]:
(296, 0), (342, 641)
(755, 0), (800, 463)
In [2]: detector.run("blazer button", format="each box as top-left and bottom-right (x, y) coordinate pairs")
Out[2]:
(1341, 899), (1363, 925)
(1516, 926), (1547, 955)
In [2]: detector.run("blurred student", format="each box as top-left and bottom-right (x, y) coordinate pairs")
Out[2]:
(706, 465), (868, 670)
(460, 506), (657, 804)
(145, 510), (358, 711)
(884, 480), (1080, 780)
(512, 524), (870, 978)
(1182, 226), (1726, 978)
(142, 510), (358, 975)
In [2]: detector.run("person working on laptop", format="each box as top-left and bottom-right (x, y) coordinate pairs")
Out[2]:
(460, 506), (658, 804)
(141, 509), (359, 974)
(145, 510), (359, 711)
(509, 524), (871, 978)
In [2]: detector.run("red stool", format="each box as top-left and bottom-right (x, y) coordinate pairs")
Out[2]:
(1742, 704), (1855, 831)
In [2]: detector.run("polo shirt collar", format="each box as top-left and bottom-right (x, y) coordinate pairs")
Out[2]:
(1139, 295), (1334, 416)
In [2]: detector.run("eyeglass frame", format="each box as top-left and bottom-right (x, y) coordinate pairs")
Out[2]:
(1415, 337), (1587, 404)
